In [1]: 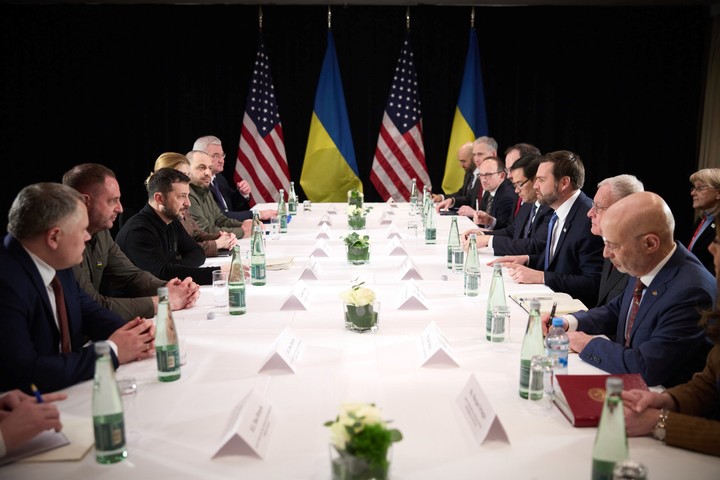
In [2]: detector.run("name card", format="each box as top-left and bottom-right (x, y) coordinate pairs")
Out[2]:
(397, 279), (429, 310)
(326, 205), (338, 215)
(456, 375), (510, 446)
(315, 224), (332, 239)
(419, 321), (459, 367)
(384, 223), (402, 238)
(379, 211), (393, 225)
(310, 239), (330, 257)
(280, 281), (311, 311)
(385, 237), (408, 256)
(318, 214), (333, 226)
(213, 389), (276, 459)
(259, 328), (304, 373)
(299, 257), (321, 280)
(399, 256), (423, 280)
(385, 197), (398, 208)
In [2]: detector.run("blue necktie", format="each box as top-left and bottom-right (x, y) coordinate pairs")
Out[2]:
(544, 213), (558, 270)
(523, 204), (537, 238)
(210, 179), (229, 212)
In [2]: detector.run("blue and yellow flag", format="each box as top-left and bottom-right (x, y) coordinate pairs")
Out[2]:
(300, 31), (362, 202)
(441, 28), (489, 194)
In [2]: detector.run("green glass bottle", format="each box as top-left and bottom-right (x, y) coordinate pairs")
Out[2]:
(277, 188), (288, 233)
(155, 286), (181, 382)
(447, 216), (460, 269)
(92, 341), (127, 464)
(486, 263), (507, 341)
(287, 181), (298, 215)
(424, 207), (437, 244)
(592, 377), (628, 480)
(251, 225), (266, 286)
(519, 299), (544, 399)
(229, 245), (247, 315)
(464, 234), (480, 296)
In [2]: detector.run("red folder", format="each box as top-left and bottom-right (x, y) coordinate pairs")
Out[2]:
(553, 374), (649, 427)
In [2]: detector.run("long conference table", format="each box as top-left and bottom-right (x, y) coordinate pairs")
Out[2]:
(7, 202), (720, 479)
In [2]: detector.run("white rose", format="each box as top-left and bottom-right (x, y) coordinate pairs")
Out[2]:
(340, 287), (376, 306)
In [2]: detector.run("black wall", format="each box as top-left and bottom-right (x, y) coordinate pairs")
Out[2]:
(0, 4), (710, 240)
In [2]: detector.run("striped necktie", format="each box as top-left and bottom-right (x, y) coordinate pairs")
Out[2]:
(544, 213), (558, 269)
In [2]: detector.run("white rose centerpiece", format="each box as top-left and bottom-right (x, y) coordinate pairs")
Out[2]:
(340, 279), (379, 332)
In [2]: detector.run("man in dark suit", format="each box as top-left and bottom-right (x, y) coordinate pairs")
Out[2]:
(492, 150), (605, 307)
(559, 192), (715, 387)
(432, 142), (474, 204)
(193, 135), (276, 222)
(0, 183), (155, 394)
(589, 174), (645, 307)
(436, 136), (497, 214)
(467, 156), (518, 232)
(467, 153), (552, 256)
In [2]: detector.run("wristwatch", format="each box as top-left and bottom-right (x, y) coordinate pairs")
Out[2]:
(652, 408), (670, 441)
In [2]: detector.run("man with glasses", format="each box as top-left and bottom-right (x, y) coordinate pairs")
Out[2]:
(463, 153), (552, 255)
(589, 175), (645, 307)
(490, 150), (604, 307)
(546, 191), (714, 387)
(193, 135), (276, 222)
(460, 156), (516, 230)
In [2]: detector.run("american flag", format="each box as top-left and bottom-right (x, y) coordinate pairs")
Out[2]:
(370, 32), (430, 202)
(236, 34), (290, 205)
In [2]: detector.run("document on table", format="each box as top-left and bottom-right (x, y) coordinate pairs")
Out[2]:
(4, 415), (94, 466)
(266, 256), (294, 270)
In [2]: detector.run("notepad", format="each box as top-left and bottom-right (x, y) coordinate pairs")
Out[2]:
(509, 292), (588, 315)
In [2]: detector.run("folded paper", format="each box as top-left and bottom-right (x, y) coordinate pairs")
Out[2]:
(419, 321), (458, 367)
(213, 389), (276, 459)
(280, 281), (311, 311)
(456, 375), (510, 446)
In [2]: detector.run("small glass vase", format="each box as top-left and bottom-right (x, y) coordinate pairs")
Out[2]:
(343, 301), (380, 333)
(348, 214), (366, 230)
(346, 244), (370, 265)
(347, 190), (364, 209)
(330, 444), (392, 480)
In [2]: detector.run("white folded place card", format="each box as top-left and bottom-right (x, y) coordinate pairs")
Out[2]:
(386, 197), (398, 208)
(386, 237), (408, 256)
(456, 374), (510, 446)
(259, 328), (304, 373)
(280, 280), (311, 311)
(318, 214), (333, 226)
(299, 257), (321, 280)
(399, 256), (422, 280)
(397, 278), (429, 310)
(419, 321), (459, 367)
(385, 223), (402, 238)
(213, 389), (276, 459)
(310, 239), (330, 257)
(326, 205), (338, 214)
(315, 224), (332, 239)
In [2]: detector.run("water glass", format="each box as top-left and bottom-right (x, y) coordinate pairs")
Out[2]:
(407, 220), (418, 237)
(451, 246), (464, 273)
(528, 355), (556, 409)
(489, 305), (510, 342)
(212, 270), (228, 307)
(270, 216), (280, 239)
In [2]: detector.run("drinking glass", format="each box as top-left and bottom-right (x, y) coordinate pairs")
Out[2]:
(407, 220), (418, 237)
(212, 270), (228, 307)
(451, 246), (464, 274)
(270, 216), (280, 239)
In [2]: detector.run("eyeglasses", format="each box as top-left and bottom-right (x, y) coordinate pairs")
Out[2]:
(590, 201), (609, 212)
(512, 178), (531, 190)
(602, 232), (650, 253)
(478, 171), (502, 179)
(210, 153), (226, 160)
(691, 184), (715, 192)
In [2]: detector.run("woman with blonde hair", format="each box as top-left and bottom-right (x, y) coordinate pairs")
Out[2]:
(688, 168), (720, 274)
(149, 152), (237, 257)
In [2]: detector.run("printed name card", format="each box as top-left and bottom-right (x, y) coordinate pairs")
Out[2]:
(385, 197), (398, 208)
(318, 214), (333, 226)
(419, 321), (459, 367)
(299, 257), (321, 280)
(326, 205), (338, 215)
(385, 223), (402, 238)
(315, 224), (332, 239)
(456, 375), (510, 446)
(399, 256), (423, 280)
(385, 237), (408, 256)
(259, 328), (304, 373)
(397, 279), (429, 310)
(280, 281), (311, 311)
(380, 211), (393, 225)
(310, 239), (330, 257)
(213, 389), (276, 459)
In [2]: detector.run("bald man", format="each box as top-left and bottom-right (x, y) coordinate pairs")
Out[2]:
(556, 192), (715, 387)
(432, 142), (475, 204)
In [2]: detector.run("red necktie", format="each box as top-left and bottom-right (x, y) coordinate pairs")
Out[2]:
(514, 197), (522, 217)
(689, 213), (707, 250)
(51, 276), (72, 354)
(475, 177), (484, 209)
(625, 278), (645, 347)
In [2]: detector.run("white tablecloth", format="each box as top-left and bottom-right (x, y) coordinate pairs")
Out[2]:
(7, 203), (719, 479)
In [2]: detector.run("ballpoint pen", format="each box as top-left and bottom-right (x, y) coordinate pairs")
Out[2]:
(30, 383), (44, 403)
(549, 301), (558, 319)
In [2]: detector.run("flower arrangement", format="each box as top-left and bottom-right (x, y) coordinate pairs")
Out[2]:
(342, 232), (370, 248)
(340, 279), (375, 307)
(347, 205), (369, 230)
(347, 188), (364, 208)
(325, 402), (402, 480)
(340, 279), (378, 332)
(343, 232), (371, 265)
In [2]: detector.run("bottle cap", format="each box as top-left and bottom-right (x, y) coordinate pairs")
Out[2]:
(606, 376), (623, 391)
(493, 263), (502, 271)
(528, 299), (541, 311)
(469, 233), (477, 240)
(94, 341), (110, 355)
(157, 286), (169, 296)
(552, 317), (563, 327)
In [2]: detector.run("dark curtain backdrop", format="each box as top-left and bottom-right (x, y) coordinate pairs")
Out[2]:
(0, 4), (709, 240)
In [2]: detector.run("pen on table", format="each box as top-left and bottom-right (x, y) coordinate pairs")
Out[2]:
(518, 297), (553, 302)
(31, 383), (44, 403)
(549, 301), (558, 319)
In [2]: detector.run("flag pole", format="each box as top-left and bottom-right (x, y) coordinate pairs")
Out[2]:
(406, 6), (410, 32)
(258, 5), (263, 31)
(471, 6), (475, 28)
(327, 5), (332, 31)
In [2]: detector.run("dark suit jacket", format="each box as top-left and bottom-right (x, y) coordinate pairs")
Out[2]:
(575, 242), (715, 387)
(480, 180), (518, 231)
(595, 258), (629, 308)
(212, 173), (253, 222)
(689, 216), (715, 275)
(450, 172), (483, 208)
(446, 171), (474, 200)
(0, 234), (125, 394)
(529, 191), (604, 307)
(491, 203), (553, 256)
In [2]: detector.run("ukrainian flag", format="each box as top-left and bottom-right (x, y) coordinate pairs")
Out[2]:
(300, 31), (362, 202)
(441, 28), (489, 194)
